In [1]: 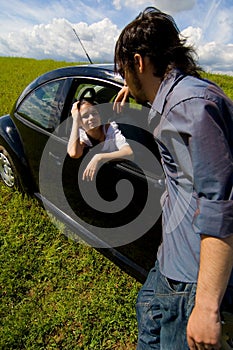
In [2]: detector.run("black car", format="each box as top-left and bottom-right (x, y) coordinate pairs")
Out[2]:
(0, 64), (165, 282)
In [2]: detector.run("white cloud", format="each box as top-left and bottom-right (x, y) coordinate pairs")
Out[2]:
(0, 0), (232, 75)
(208, 8), (233, 44)
(151, 0), (196, 13)
(112, 0), (121, 10)
(181, 26), (233, 75)
(0, 0), (109, 37)
(181, 26), (202, 47)
(112, 0), (196, 13)
(198, 42), (233, 75)
(0, 17), (120, 63)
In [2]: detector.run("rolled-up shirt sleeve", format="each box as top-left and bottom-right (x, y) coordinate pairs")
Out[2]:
(195, 199), (233, 237)
(188, 98), (233, 238)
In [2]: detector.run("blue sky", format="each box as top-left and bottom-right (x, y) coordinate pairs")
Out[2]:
(0, 0), (233, 75)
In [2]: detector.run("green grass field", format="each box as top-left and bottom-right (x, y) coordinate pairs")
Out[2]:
(0, 57), (139, 350)
(0, 57), (232, 349)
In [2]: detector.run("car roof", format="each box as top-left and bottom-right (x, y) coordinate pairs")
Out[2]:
(17, 63), (123, 105)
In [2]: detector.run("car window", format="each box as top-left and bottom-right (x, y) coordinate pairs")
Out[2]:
(65, 79), (162, 178)
(17, 80), (65, 131)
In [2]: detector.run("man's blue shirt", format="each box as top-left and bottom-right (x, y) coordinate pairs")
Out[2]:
(149, 69), (233, 284)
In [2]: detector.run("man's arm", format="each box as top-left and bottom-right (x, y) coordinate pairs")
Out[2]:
(187, 234), (233, 349)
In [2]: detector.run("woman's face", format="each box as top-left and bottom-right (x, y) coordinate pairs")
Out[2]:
(79, 102), (101, 131)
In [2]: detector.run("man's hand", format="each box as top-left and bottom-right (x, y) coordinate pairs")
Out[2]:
(113, 85), (129, 113)
(187, 234), (233, 350)
(187, 302), (222, 350)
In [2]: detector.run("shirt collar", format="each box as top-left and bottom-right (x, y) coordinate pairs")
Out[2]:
(151, 68), (184, 115)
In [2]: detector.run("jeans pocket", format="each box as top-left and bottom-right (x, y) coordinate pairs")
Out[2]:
(165, 277), (190, 293)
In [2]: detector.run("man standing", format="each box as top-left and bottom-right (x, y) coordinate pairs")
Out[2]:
(114, 7), (233, 350)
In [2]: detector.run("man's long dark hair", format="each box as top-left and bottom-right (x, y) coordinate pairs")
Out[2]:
(114, 7), (202, 79)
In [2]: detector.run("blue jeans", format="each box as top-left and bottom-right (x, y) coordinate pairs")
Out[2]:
(136, 261), (197, 350)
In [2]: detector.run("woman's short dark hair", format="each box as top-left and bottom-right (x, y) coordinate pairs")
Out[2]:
(114, 7), (202, 78)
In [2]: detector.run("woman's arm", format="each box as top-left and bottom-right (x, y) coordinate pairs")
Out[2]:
(82, 145), (133, 181)
(67, 102), (85, 158)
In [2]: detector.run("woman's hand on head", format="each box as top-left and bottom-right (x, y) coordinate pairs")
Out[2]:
(71, 101), (81, 121)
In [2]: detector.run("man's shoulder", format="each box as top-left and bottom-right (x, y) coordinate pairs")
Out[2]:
(170, 75), (216, 101)
(153, 69), (232, 117)
(154, 71), (211, 114)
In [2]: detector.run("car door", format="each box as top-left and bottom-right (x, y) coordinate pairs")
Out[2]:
(38, 77), (165, 279)
(14, 74), (164, 281)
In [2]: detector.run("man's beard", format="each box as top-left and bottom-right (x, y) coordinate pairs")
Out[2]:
(131, 73), (147, 105)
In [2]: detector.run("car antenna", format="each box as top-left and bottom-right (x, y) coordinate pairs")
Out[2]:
(72, 28), (93, 64)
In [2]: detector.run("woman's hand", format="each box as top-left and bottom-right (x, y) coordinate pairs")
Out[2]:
(113, 85), (129, 113)
(67, 101), (84, 158)
(82, 154), (102, 181)
(71, 101), (81, 121)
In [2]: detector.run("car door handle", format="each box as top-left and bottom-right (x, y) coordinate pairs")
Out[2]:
(48, 152), (62, 166)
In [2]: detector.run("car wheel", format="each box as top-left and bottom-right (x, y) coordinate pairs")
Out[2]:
(0, 146), (19, 188)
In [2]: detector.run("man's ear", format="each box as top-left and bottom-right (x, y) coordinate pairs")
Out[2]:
(134, 53), (144, 73)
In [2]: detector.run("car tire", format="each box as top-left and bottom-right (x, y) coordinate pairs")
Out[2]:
(0, 146), (21, 189)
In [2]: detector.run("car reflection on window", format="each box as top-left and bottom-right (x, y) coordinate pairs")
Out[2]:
(17, 81), (63, 131)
